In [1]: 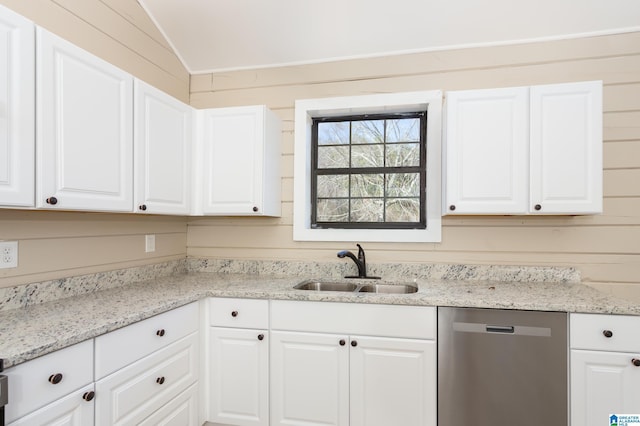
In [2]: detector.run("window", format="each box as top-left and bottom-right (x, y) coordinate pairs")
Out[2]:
(294, 91), (442, 242)
(312, 112), (426, 229)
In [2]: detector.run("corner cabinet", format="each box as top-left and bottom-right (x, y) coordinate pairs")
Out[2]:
(445, 81), (602, 215)
(270, 301), (437, 426)
(36, 28), (134, 212)
(195, 105), (282, 216)
(570, 313), (640, 426)
(134, 80), (193, 215)
(0, 5), (35, 207)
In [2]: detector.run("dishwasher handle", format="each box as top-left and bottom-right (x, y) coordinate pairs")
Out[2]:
(453, 321), (552, 337)
(486, 325), (515, 334)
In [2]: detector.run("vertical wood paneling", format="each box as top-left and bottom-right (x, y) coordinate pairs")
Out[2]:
(188, 31), (640, 297)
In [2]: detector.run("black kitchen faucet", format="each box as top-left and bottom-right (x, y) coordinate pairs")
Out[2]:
(337, 244), (379, 279)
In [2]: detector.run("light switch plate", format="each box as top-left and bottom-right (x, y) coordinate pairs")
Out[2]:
(145, 235), (156, 253)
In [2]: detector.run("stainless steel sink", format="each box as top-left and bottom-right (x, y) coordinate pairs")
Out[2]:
(294, 281), (358, 292)
(357, 284), (418, 294)
(293, 280), (418, 294)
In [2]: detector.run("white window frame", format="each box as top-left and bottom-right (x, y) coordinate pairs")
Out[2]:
(293, 90), (442, 242)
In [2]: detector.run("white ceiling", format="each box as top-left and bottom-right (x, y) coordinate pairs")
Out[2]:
(138, 0), (640, 74)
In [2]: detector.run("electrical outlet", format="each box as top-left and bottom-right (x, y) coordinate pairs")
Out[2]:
(145, 235), (156, 253)
(0, 241), (18, 269)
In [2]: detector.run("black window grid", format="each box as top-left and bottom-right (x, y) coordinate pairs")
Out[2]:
(311, 111), (427, 230)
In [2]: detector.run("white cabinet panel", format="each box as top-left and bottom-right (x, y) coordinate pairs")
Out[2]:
(571, 313), (640, 353)
(445, 81), (602, 215)
(530, 81), (603, 214)
(7, 384), (95, 426)
(36, 28), (133, 212)
(95, 302), (199, 380)
(4, 340), (93, 423)
(571, 350), (640, 426)
(138, 383), (199, 426)
(445, 87), (529, 214)
(349, 336), (436, 426)
(0, 5), (34, 207)
(134, 79), (192, 215)
(270, 302), (437, 426)
(209, 297), (269, 329)
(95, 332), (199, 426)
(197, 105), (281, 216)
(209, 327), (269, 426)
(270, 331), (350, 426)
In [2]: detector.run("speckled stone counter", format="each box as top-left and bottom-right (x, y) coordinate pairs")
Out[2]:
(1, 260), (638, 369)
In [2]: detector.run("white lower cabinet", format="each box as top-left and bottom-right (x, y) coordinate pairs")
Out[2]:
(207, 297), (270, 426)
(270, 331), (349, 426)
(270, 301), (437, 426)
(94, 302), (200, 426)
(570, 313), (640, 426)
(7, 384), (95, 426)
(349, 336), (435, 426)
(4, 340), (94, 424)
(139, 383), (199, 426)
(95, 332), (199, 425)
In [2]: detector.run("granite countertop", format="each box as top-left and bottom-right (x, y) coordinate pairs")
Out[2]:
(1, 271), (639, 369)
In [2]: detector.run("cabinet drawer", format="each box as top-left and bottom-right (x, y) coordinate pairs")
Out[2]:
(95, 302), (198, 379)
(571, 313), (640, 352)
(139, 383), (199, 426)
(271, 300), (436, 339)
(210, 297), (269, 329)
(95, 332), (199, 426)
(4, 340), (93, 423)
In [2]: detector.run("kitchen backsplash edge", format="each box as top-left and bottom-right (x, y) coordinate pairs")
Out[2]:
(0, 260), (188, 312)
(0, 257), (580, 312)
(187, 258), (580, 284)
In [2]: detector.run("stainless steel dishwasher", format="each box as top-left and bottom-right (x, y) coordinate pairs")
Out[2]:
(438, 307), (567, 426)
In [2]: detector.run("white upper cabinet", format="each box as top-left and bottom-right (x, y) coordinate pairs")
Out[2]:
(445, 80), (602, 215)
(530, 81), (603, 214)
(0, 5), (34, 207)
(36, 28), (133, 212)
(134, 80), (192, 215)
(195, 105), (281, 216)
(444, 86), (529, 214)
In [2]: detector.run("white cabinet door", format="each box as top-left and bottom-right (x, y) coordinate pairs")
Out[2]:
(0, 5), (34, 207)
(445, 87), (529, 214)
(197, 105), (281, 216)
(7, 384), (95, 426)
(445, 81), (602, 215)
(530, 81), (603, 214)
(209, 327), (269, 426)
(349, 336), (436, 426)
(270, 331), (349, 426)
(571, 349), (640, 426)
(36, 28), (133, 212)
(134, 79), (192, 215)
